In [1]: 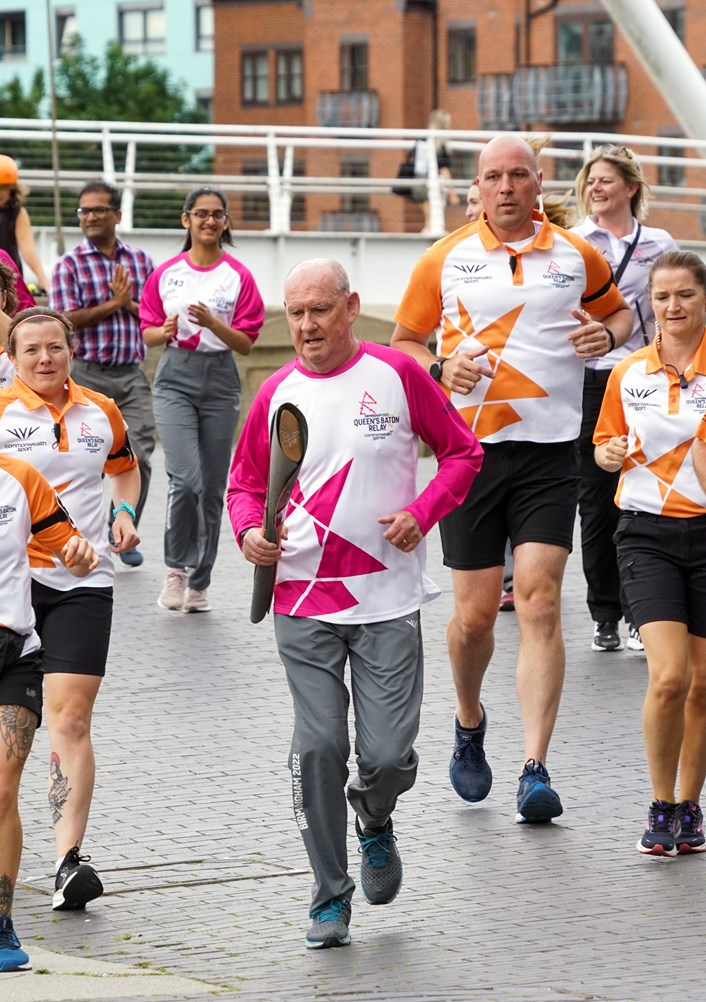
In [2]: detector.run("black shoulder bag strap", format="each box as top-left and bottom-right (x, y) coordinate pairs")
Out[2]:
(613, 223), (650, 345)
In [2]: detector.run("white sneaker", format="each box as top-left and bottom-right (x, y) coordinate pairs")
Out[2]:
(183, 588), (211, 613)
(626, 623), (645, 652)
(157, 569), (187, 611)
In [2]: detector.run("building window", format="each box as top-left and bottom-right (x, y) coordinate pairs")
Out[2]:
(195, 2), (213, 53)
(0, 12), (26, 59)
(658, 142), (685, 187)
(55, 10), (77, 56)
(242, 51), (269, 105)
(557, 18), (613, 64)
(195, 91), (212, 121)
(276, 49), (303, 104)
(119, 5), (166, 56)
(448, 27), (476, 85)
(340, 41), (367, 91)
(340, 158), (369, 214)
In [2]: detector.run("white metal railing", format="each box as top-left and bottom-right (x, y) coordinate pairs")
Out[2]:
(3, 117), (706, 240)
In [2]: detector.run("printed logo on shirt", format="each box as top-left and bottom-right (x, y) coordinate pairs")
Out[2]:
(543, 261), (576, 288)
(625, 385), (660, 412)
(0, 504), (17, 526)
(3, 427), (50, 453)
(684, 382), (706, 411)
(7, 426), (40, 441)
(358, 391), (377, 415)
(353, 395), (400, 440)
(76, 422), (105, 454)
(451, 263), (491, 285)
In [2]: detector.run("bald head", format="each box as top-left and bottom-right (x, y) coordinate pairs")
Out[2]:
(284, 258), (360, 374)
(477, 135), (542, 241)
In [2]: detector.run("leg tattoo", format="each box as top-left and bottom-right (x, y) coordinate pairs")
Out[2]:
(48, 751), (71, 827)
(0, 873), (13, 917)
(0, 705), (37, 763)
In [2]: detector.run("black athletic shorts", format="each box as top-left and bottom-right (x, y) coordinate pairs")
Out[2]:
(440, 440), (580, 570)
(32, 581), (113, 676)
(614, 510), (706, 637)
(0, 635), (43, 722)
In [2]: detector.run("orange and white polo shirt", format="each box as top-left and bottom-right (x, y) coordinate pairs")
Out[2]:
(0, 453), (79, 654)
(594, 334), (706, 517)
(395, 210), (624, 443)
(0, 377), (137, 590)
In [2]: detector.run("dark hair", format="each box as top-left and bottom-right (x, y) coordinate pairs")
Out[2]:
(0, 261), (18, 317)
(181, 186), (233, 252)
(7, 306), (75, 356)
(648, 250), (706, 296)
(78, 181), (122, 211)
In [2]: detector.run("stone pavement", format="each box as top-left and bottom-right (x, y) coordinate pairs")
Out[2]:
(7, 448), (703, 1002)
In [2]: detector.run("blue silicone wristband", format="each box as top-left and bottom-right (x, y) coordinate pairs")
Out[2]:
(112, 499), (136, 521)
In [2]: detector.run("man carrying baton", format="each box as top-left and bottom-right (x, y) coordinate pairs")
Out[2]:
(228, 258), (482, 950)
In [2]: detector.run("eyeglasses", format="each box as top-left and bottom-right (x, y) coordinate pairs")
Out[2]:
(76, 206), (115, 218)
(185, 209), (228, 221)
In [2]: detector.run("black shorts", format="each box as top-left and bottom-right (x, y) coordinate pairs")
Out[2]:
(0, 640), (43, 723)
(32, 581), (113, 677)
(440, 440), (580, 570)
(614, 510), (706, 637)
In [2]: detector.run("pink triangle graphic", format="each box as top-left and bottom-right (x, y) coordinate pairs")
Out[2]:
(276, 579), (359, 616)
(317, 530), (387, 578)
(179, 329), (202, 350)
(301, 461), (353, 527)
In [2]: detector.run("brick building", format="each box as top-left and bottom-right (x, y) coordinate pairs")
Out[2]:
(212, 0), (706, 240)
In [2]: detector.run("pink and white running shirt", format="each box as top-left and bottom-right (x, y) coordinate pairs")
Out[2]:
(139, 251), (264, 352)
(228, 342), (483, 624)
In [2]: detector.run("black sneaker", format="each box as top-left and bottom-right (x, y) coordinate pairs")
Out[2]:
(591, 621), (623, 652)
(356, 817), (403, 905)
(53, 846), (104, 911)
(305, 898), (351, 949)
(675, 801), (706, 854)
(636, 800), (680, 856)
(515, 758), (563, 823)
(449, 705), (493, 802)
(0, 916), (30, 972)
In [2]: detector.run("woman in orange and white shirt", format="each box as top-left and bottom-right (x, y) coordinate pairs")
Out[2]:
(595, 250), (706, 858)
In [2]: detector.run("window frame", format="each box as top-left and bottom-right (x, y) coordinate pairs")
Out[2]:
(195, 1), (213, 53)
(276, 47), (303, 105)
(340, 39), (368, 92)
(118, 3), (166, 57)
(556, 14), (614, 65)
(242, 50), (270, 106)
(0, 11), (27, 60)
(447, 24), (476, 85)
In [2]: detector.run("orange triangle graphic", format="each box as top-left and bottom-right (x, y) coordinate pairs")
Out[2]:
(473, 402), (523, 438)
(663, 486), (706, 517)
(484, 357), (549, 403)
(646, 438), (692, 488)
(473, 305), (524, 356)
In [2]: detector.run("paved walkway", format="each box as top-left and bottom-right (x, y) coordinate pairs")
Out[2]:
(7, 449), (700, 1002)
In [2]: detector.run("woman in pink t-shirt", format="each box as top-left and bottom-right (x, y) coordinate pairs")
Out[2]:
(140, 186), (264, 614)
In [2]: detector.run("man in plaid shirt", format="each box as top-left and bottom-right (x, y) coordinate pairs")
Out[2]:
(50, 181), (155, 566)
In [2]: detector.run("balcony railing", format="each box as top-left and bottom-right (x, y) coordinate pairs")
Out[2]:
(478, 63), (628, 129)
(316, 90), (380, 129)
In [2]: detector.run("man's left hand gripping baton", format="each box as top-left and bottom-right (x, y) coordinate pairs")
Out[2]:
(250, 402), (308, 624)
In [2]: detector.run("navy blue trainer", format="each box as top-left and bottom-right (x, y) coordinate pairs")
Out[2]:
(449, 704), (493, 803)
(515, 758), (563, 823)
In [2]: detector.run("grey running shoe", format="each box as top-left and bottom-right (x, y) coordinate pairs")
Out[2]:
(183, 588), (211, 613)
(356, 817), (403, 905)
(53, 846), (104, 911)
(157, 569), (187, 611)
(592, 621), (623, 651)
(305, 899), (351, 949)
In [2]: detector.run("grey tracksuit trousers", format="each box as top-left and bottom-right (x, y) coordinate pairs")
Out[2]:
(153, 346), (240, 591)
(274, 612), (424, 914)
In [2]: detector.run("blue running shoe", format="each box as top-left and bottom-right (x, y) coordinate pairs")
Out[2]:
(515, 758), (563, 823)
(305, 899), (351, 949)
(0, 916), (30, 972)
(119, 547), (144, 567)
(449, 705), (493, 803)
(636, 800), (679, 857)
(356, 817), (403, 905)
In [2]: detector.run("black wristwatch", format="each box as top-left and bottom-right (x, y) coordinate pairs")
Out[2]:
(430, 357), (448, 382)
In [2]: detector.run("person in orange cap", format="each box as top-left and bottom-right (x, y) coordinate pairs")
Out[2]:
(0, 154), (50, 292)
